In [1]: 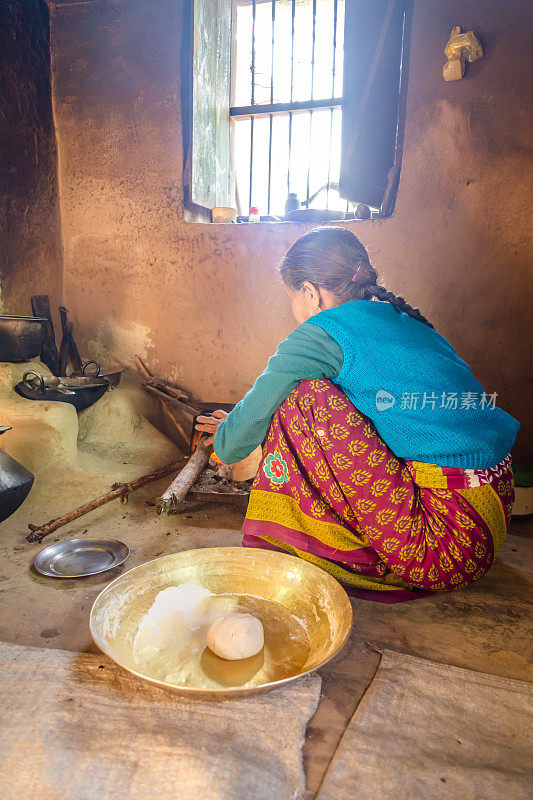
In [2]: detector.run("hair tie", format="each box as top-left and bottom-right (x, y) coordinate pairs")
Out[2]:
(352, 265), (362, 282)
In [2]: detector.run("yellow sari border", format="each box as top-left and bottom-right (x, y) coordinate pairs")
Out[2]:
(246, 489), (371, 552)
(407, 461), (449, 489)
(458, 484), (508, 560)
(253, 534), (407, 592)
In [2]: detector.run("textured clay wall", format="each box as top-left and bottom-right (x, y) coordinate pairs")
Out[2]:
(0, 0), (62, 316)
(50, 0), (532, 459)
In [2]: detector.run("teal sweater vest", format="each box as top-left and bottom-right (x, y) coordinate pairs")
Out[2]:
(308, 302), (519, 469)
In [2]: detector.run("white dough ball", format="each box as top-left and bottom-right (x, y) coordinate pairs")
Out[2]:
(206, 613), (264, 660)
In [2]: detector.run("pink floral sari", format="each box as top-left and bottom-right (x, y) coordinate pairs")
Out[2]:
(242, 380), (513, 602)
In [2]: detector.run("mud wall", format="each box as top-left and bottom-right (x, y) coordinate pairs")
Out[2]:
(49, 0), (532, 459)
(0, 0), (63, 317)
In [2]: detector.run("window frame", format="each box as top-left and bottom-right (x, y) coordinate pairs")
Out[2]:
(182, 0), (411, 223)
(230, 0), (344, 216)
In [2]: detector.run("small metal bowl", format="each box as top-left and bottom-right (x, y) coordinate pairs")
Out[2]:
(34, 538), (129, 578)
(90, 547), (353, 699)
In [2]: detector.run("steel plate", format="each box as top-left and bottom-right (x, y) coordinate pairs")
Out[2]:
(90, 547), (353, 699)
(34, 538), (129, 578)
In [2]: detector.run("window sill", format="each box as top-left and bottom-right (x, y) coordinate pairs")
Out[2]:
(183, 196), (382, 225)
(183, 197), (382, 226)
(183, 217), (382, 227)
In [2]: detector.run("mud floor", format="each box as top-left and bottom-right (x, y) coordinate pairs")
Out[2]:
(0, 362), (531, 798)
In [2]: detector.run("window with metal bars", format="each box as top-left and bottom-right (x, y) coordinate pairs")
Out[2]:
(231, 0), (345, 218)
(182, 0), (410, 221)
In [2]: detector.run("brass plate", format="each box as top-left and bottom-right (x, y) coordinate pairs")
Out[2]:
(90, 547), (353, 699)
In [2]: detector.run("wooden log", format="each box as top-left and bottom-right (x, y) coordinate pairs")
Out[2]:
(144, 378), (191, 403)
(143, 383), (174, 403)
(143, 383), (201, 416)
(26, 458), (187, 543)
(135, 355), (153, 380)
(136, 356), (193, 451)
(135, 355), (191, 402)
(157, 439), (210, 514)
(148, 376), (190, 402)
(143, 383), (196, 450)
(158, 397), (190, 452)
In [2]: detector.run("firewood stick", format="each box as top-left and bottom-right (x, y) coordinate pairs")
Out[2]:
(159, 398), (190, 451)
(26, 458), (187, 544)
(157, 439), (210, 514)
(136, 357), (194, 451)
(135, 355), (153, 380)
(143, 384), (201, 416)
(149, 377), (190, 401)
(143, 378), (189, 403)
(144, 379), (190, 403)
(135, 355), (190, 401)
(143, 383), (182, 403)
(136, 357), (193, 447)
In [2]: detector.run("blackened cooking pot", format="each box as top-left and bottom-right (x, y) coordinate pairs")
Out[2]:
(0, 316), (46, 361)
(0, 427), (34, 523)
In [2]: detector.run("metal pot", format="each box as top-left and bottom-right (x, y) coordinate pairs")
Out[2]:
(0, 427), (34, 523)
(286, 208), (346, 223)
(0, 316), (46, 362)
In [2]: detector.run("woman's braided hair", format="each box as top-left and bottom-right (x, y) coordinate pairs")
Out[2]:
(278, 226), (434, 328)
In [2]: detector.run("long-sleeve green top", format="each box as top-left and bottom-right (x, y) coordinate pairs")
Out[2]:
(213, 323), (343, 464)
(214, 300), (519, 470)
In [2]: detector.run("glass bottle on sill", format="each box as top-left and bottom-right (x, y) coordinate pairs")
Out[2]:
(285, 193), (300, 218)
(248, 206), (260, 223)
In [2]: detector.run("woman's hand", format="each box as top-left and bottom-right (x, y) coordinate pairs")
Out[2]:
(194, 410), (229, 446)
